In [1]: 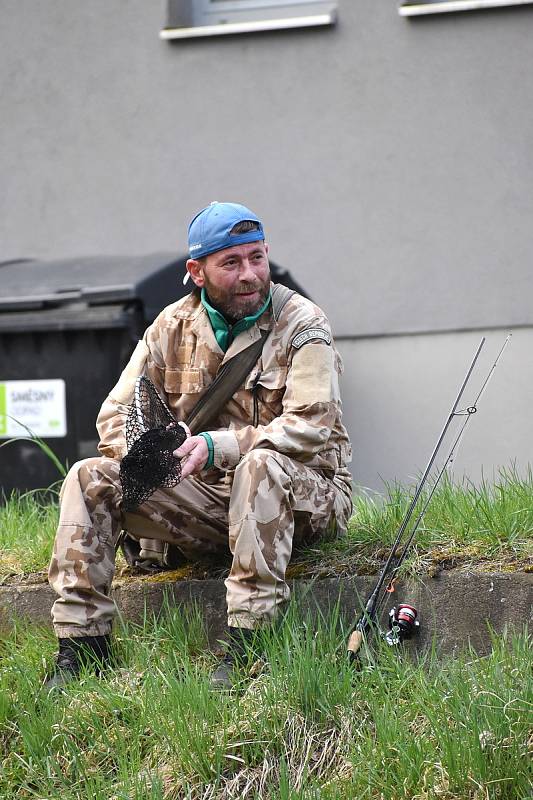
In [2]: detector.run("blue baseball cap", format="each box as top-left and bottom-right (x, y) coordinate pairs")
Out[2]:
(187, 202), (265, 260)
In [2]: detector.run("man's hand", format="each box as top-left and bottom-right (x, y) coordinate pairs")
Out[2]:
(173, 435), (208, 479)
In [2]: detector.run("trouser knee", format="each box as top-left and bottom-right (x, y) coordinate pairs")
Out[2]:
(53, 456), (122, 561)
(73, 456), (121, 510)
(230, 448), (291, 522)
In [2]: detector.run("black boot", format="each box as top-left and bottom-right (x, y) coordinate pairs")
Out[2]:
(210, 627), (258, 690)
(43, 635), (112, 690)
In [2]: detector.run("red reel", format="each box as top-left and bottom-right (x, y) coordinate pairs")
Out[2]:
(386, 603), (420, 645)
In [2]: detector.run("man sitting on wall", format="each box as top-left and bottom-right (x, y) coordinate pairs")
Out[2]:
(45, 201), (353, 689)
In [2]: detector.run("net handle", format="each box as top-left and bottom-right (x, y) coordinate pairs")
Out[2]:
(133, 376), (148, 434)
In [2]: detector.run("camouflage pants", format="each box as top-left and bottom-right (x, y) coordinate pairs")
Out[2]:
(49, 449), (352, 637)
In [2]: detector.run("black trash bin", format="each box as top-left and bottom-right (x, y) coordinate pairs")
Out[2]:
(0, 254), (306, 497)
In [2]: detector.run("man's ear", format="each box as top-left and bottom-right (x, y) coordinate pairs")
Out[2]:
(186, 258), (205, 288)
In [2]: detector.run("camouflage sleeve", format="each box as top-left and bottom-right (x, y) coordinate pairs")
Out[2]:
(96, 322), (167, 459)
(208, 311), (342, 470)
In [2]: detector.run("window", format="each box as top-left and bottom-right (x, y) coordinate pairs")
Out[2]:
(161, 0), (337, 40)
(399, 0), (533, 16)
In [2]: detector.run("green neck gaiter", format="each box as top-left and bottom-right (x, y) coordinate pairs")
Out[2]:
(201, 288), (272, 352)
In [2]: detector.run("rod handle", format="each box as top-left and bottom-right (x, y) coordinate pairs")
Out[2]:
(347, 630), (364, 659)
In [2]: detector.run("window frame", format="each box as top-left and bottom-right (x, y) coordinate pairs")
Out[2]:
(399, 0), (533, 16)
(161, 0), (337, 40)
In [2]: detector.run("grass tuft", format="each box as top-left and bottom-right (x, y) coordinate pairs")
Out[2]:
(1, 466), (532, 581)
(290, 466), (533, 578)
(0, 608), (530, 799)
(0, 491), (59, 578)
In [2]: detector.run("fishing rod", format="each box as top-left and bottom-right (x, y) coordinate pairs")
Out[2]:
(377, 335), (512, 616)
(347, 334), (511, 660)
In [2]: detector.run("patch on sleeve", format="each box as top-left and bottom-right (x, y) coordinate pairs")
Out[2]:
(290, 344), (333, 405)
(291, 328), (331, 350)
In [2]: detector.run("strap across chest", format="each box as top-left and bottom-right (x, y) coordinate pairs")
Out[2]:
(185, 284), (294, 433)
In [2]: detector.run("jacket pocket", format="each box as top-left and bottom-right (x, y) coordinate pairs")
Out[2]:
(164, 367), (204, 395)
(247, 368), (288, 424)
(246, 367), (288, 392)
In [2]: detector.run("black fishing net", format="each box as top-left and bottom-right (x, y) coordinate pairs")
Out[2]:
(119, 377), (187, 512)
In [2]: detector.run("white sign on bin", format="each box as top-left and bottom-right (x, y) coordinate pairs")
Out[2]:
(0, 379), (67, 438)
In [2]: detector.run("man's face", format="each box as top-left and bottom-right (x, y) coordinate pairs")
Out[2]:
(187, 241), (271, 321)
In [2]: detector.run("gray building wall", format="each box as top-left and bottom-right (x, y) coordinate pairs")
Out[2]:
(1, 1), (532, 490)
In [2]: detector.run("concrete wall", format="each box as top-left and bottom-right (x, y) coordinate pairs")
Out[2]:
(339, 328), (530, 491)
(1, 1), (532, 489)
(2, 573), (532, 658)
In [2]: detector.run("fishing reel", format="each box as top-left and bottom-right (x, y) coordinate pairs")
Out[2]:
(384, 603), (420, 646)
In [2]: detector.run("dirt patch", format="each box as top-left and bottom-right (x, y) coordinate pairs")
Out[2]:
(1, 546), (531, 588)
(286, 545), (532, 580)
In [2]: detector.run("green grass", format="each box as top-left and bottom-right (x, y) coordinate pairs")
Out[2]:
(1, 466), (532, 581)
(0, 491), (60, 577)
(0, 605), (531, 799)
(291, 466), (533, 578)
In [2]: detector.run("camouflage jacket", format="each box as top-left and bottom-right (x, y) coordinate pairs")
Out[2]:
(96, 284), (352, 495)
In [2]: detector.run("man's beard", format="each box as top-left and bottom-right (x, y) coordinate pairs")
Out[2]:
(203, 275), (271, 322)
